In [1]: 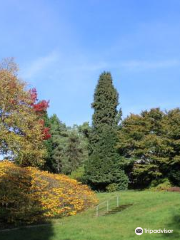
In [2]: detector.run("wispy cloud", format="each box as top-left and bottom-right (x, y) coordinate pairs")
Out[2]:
(72, 62), (107, 72)
(21, 51), (58, 79)
(70, 59), (180, 72)
(118, 59), (180, 71)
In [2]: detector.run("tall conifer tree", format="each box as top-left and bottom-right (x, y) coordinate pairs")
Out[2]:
(85, 72), (128, 190)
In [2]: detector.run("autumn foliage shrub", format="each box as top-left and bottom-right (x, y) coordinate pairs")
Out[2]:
(0, 161), (97, 226)
(167, 187), (180, 192)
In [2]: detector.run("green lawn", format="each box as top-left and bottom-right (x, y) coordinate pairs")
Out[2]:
(1, 191), (180, 240)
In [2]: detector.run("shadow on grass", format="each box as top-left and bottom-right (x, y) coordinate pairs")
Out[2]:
(0, 224), (55, 240)
(104, 204), (133, 216)
(160, 214), (180, 239)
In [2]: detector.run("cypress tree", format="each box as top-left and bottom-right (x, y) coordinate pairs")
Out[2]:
(85, 72), (128, 190)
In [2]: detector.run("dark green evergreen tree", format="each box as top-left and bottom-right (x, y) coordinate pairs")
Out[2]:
(84, 72), (128, 190)
(68, 123), (90, 181)
(49, 114), (68, 173)
(43, 115), (88, 175)
(78, 122), (91, 139)
(62, 130), (84, 174)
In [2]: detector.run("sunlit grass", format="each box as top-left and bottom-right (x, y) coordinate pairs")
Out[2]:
(1, 191), (180, 240)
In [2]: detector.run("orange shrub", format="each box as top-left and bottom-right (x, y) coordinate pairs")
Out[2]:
(0, 161), (97, 226)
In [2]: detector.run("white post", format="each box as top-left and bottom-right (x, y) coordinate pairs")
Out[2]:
(96, 205), (99, 217)
(107, 200), (109, 213)
(117, 196), (119, 207)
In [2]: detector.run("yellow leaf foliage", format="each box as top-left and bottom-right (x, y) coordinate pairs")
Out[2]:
(0, 161), (98, 226)
(0, 58), (46, 166)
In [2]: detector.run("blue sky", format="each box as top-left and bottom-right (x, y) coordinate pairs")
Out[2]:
(1, 0), (180, 126)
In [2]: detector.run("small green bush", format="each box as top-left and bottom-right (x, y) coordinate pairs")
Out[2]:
(106, 183), (119, 192)
(106, 171), (129, 192)
(149, 178), (172, 191)
(69, 166), (85, 182)
(116, 170), (129, 190)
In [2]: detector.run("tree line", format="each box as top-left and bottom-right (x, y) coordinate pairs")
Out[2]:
(1, 58), (180, 191)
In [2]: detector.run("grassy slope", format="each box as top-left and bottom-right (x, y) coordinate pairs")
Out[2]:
(1, 191), (180, 240)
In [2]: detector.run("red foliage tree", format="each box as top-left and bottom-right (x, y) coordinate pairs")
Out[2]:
(29, 88), (51, 140)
